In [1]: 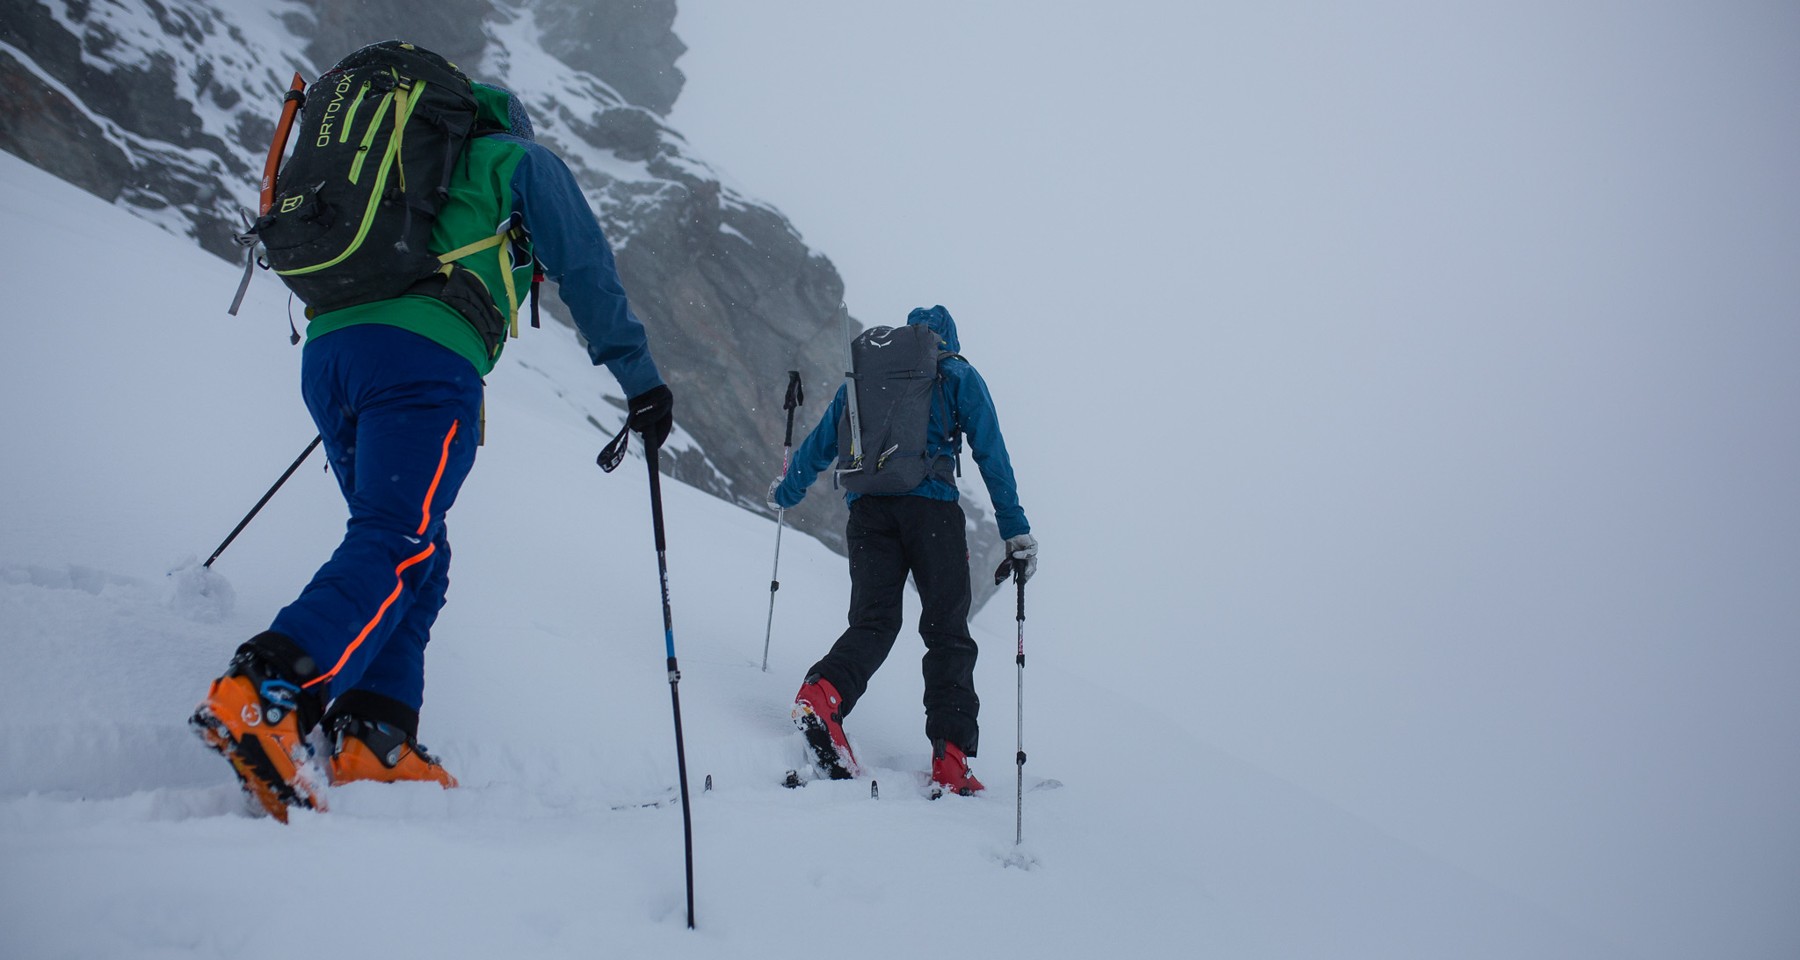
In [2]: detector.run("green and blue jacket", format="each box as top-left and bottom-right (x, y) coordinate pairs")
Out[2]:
(305, 83), (662, 397)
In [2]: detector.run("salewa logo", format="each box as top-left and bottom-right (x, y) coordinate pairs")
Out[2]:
(868, 338), (894, 348)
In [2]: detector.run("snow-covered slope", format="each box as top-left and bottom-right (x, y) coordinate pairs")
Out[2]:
(0, 152), (1624, 959)
(1, 0), (970, 588)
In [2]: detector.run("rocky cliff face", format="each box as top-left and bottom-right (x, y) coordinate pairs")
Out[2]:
(0, 0), (1007, 609)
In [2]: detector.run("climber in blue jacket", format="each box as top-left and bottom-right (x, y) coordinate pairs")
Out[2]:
(770, 305), (1037, 795)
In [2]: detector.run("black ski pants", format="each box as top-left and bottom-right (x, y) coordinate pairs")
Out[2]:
(807, 495), (980, 755)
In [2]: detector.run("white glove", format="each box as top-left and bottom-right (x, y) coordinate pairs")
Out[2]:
(1004, 533), (1038, 583)
(767, 479), (784, 513)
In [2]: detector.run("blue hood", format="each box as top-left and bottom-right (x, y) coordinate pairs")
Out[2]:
(906, 305), (960, 353)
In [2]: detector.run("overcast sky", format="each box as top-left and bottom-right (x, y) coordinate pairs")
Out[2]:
(667, 3), (1800, 956)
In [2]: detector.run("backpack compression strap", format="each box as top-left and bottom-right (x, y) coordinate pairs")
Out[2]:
(938, 352), (966, 477)
(431, 212), (531, 337)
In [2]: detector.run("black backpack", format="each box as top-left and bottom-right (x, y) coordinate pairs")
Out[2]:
(836, 324), (963, 495)
(249, 41), (486, 315)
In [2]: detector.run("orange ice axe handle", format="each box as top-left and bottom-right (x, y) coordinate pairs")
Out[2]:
(260, 72), (307, 215)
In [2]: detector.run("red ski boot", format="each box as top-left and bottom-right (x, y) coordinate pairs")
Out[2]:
(793, 675), (858, 779)
(930, 738), (984, 797)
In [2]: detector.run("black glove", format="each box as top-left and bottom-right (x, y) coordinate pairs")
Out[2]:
(626, 385), (674, 451)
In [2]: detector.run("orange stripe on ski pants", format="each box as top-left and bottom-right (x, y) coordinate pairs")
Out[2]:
(305, 419), (460, 692)
(418, 420), (458, 535)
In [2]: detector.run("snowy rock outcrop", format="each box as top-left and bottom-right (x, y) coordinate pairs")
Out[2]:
(0, 0), (1009, 608)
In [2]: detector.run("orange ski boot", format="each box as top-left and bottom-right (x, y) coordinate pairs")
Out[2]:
(327, 714), (458, 788)
(189, 634), (327, 822)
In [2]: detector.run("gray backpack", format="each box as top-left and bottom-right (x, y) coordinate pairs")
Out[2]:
(836, 324), (963, 494)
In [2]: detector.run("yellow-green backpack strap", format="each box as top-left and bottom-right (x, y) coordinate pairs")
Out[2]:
(434, 231), (507, 266)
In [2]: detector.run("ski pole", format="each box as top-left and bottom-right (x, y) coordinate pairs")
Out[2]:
(761, 370), (804, 672)
(203, 434), (322, 569)
(995, 553), (1027, 845)
(600, 429), (697, 929)
(647, 444), (697, 929)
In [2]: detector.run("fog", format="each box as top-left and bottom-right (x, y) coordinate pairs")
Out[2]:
(669, 2), (1800, 956)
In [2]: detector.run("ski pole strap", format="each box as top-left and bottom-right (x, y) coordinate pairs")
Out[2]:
(597, 420), (631, 473)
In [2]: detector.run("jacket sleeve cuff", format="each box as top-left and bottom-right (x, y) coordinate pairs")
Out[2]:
(607, 353), (664, 400)
(996, 511), (1030, 541)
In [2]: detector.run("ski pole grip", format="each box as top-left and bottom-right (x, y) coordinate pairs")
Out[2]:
(784, 370), (803, 410)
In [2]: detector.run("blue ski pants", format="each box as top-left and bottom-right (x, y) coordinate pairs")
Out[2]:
(270, 323), (483, 712)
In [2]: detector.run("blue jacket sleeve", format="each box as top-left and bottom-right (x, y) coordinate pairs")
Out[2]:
(947, 362), (1030, 538)
(771, 384), (846, 509)
(510, 141), (664, 399)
